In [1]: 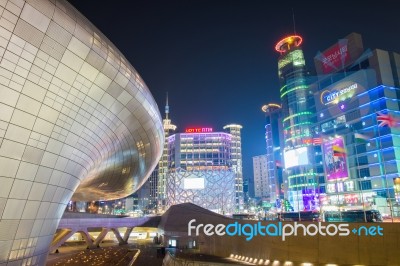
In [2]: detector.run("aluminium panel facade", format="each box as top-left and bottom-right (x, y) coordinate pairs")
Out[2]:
(0, 0), (164, 265)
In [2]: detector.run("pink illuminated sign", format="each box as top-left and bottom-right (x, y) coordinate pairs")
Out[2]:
(321, 43), (349, 74)
(185, 127), (213, 133)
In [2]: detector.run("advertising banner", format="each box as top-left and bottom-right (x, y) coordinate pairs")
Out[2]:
(314, 33), (364, 75)
(320, 42), (350, 74)
(323, 137), (349, 181)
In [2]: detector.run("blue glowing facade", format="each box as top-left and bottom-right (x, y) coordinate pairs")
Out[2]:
(313, 33), (400, 216)
(261, 103), (284, 202)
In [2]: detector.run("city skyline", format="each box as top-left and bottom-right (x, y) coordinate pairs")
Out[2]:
(68, 0), (400, 181)
(1, 1), (400, 265)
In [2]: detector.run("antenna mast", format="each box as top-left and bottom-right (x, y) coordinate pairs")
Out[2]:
(292, 8), (296, 35)
(165, 92), (169, 120)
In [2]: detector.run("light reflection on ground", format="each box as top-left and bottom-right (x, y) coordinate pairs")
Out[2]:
(47, 245), (137, 266)
(46, 239), (163, 266)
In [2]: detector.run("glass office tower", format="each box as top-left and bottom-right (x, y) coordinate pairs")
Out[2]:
(261, 103), (284, 203)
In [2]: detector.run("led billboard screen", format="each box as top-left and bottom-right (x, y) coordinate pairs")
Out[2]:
(284, 147), (309, 168)
(183, 177), (205, 189)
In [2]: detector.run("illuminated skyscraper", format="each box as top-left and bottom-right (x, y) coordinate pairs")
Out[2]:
(134, 94), (177, 214)
(275, 35), (320, 210)
(261, 103), (284, 202)
(223, 124), (244, 211)
(253, 154), (269, 198)
(166, 125), (243, 213)
(157, 94), (177, 211)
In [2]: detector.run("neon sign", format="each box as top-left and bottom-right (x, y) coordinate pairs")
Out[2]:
(185, 127), (213, 133)
(320, 83), (357, 105)
(275, 35), (303, 53)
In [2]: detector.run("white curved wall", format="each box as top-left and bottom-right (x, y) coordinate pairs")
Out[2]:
(0, 0), (164, 265)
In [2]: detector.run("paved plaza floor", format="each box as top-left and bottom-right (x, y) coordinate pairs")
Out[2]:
(46, 239), (163, 266)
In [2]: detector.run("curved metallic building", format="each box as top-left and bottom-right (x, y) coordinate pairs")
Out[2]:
(0, 0), (164, 265)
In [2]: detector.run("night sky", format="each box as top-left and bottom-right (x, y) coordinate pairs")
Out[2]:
(67, 0), (400, 185)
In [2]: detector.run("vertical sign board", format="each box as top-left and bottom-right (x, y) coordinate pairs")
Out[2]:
(323, 136), (349, 181)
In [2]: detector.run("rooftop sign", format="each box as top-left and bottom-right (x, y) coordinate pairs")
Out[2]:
(185, 127), (213, 133)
